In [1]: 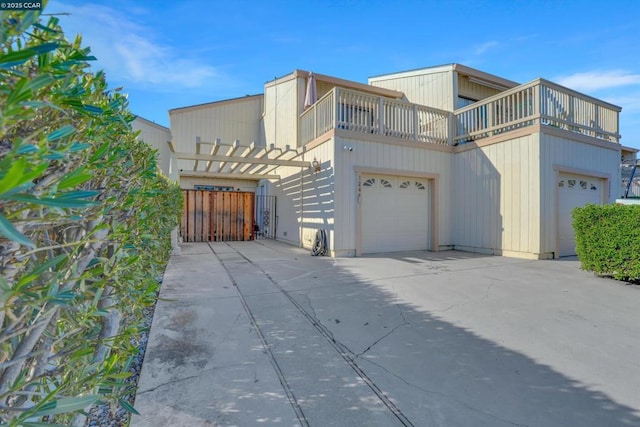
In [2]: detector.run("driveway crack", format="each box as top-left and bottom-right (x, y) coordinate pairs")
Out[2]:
(356, 321), (409, 358)
(363, 359), (530, 427)
(137, 369), (213, 395)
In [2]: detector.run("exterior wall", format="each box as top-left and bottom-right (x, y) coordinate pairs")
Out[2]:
(538, 133), (621, 256)
(334, 135), (454, 256)
(263, 77), (301, 149)
(369, 70), (455, 111)
(454, 135), (541, 258)
(170, 96), (263, 172)
(266, 138), (336, 248)
(316, 80), (336, 101)
(457, 75), (503, 101)
(132, 117), (173, 179)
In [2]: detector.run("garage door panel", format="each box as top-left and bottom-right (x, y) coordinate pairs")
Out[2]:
(557, 173), (603, 257)
(361, 175), (430, 254)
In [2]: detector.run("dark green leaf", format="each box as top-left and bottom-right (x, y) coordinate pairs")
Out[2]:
(0, 211), (34, 248)
(25, 73), (55, 92)
(17, 144), (39, 154)
(33, 22), (60, 34)
(58, 168), (92, 190)
(43, 151), (65, 160)
(89, 142), (110, 162)
(34, 395), (99, 416)
(0, 42), (59, 69)
(47, 124), (76, 141)
(4, 193), (98, 208)
(119, 399), (140, 415)
(56, 190), (100, 200)
(69, 142), (92, 152)
(83, 104), (104, 114)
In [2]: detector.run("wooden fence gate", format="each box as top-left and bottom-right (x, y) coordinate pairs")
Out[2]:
(181, 190), (255, 242)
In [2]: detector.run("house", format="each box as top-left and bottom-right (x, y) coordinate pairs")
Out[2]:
(132, 116), (174, 179)
(168, 63), (637, 259)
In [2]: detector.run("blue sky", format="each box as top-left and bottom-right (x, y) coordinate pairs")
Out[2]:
(47, 0), (640, 149)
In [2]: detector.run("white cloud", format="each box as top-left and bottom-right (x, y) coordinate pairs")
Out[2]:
(555, 70), (640, 92)
(48, 2), (219, 90)
(603, 93), (640, 113)
(473, 41), (499, 55)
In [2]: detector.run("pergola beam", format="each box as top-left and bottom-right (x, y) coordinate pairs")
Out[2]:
(180, 171), (281, 180)
(174, 151), (310, 167)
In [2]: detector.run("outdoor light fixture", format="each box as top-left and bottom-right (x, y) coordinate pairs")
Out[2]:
(312, 158), (321, 173)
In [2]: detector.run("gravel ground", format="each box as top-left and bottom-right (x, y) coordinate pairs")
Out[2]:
(85, 293), (159, 427)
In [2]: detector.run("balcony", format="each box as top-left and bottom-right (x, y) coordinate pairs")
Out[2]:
(299, 79), (621, 147)
(300, 87), (450, 146)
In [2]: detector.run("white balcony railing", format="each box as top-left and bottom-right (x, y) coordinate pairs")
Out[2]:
(300, 88), (450, 146)
(454, 78), (621, 144)
(300, 79), (621, 147)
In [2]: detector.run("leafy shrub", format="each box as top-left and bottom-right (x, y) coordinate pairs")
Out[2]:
(573, 203), (640, 282)
(0, 9), (182, 425)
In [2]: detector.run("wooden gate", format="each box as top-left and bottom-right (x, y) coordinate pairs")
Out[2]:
(181, 190), (254, 242)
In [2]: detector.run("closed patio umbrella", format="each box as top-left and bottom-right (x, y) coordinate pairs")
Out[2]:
(304, 71), (317, 109)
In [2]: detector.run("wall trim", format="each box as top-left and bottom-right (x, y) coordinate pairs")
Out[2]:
(335, 128), (453, 153)
(454, 124), (622, 154)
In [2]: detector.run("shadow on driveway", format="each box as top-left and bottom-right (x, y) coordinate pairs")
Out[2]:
(133, 241), (640, 427)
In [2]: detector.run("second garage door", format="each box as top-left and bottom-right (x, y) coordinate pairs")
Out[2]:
(361, 175), (431, 254)
(557, 173), (604, 257)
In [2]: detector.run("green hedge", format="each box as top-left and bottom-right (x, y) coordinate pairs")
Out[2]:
(573, 203), (640, 282)
(0, 9), (182, 425)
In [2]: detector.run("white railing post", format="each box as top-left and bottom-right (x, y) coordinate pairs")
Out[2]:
(334, 88), (339, 130)
(413, 105), (418, 140)
(313, 103), (318, 140)
(378, 97), (384, 135)
(449, 112), (455, 145)
(535, 82), (542, 124)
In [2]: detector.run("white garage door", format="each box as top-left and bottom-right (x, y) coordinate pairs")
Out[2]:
(361, 175), (430, 254)
(557, 173), (603, 257)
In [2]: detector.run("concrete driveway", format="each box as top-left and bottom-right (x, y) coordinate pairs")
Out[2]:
(131, 241), (640, 426)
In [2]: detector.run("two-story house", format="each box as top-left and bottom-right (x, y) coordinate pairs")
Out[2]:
(167, 63), (637, 259)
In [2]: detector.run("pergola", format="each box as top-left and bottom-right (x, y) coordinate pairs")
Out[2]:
(168, 137), (312, 181)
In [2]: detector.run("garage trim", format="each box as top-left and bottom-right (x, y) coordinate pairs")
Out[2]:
(354, 167), (439, 256)
(553, 165), (611, 259)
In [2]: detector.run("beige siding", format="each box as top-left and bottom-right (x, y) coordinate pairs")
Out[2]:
(538, 133), (621, 255)
(263, 78), (301, 149)
(132, 117), (173, 178)
(266, 139), (336, 248)
(316, 80), (336, 101)
(369, 71), (455, 111)
(457, 75), (503, 102)
(334, 136), (453, 255)
(170, 96), (263, 172)
(454, 135), (541, 257)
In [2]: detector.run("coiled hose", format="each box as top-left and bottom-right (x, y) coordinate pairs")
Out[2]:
(310, 229), (328, 256)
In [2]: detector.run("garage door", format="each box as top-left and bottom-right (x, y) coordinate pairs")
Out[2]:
(361, 175), (430, 253)
(557, 173), (603, 257)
